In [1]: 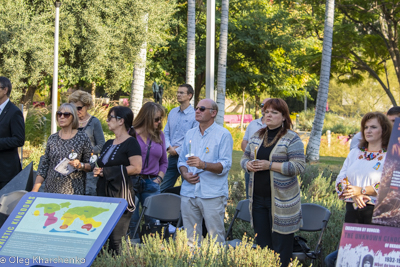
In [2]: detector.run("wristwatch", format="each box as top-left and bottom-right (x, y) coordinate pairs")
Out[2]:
(361, 187), (367, 195)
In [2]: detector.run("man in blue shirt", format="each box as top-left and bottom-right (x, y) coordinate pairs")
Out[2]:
(178, 98), (233, 245)
(241, 98), (269, 198)
(161, 84), (198, 193)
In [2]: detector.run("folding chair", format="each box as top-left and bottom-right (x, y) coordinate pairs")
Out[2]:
(225, 199), (251, 247)
(292, 203), (331, 266)
(132, 193), (182, 241)
(0, 190), (28, 228)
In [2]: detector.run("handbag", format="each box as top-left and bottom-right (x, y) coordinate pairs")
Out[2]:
(293, 236), (316, 259)
(140, 222), (171, 242)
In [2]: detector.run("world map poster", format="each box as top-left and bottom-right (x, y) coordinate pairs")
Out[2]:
(0, 192), (127, 267)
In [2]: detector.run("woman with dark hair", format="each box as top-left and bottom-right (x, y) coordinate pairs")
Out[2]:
(32, 103), (93, 194)
(240, 98), (305, 267)
(128, 102), (168, 238)
(325, 112), (392, 267)
(336, 112), (391, 222)
(93, 106), (142, 254)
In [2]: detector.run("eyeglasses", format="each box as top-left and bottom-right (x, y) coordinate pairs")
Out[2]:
(76, 106), (84, 111)
(177, 91), (187, 95)
(154, 117), (162, 123)
(107, 115), (121, 122)
(57, 112), (72, 119)
(195, 106), (213, 112)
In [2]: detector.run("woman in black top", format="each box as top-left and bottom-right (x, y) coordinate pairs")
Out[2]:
(94, 106), (142, 254)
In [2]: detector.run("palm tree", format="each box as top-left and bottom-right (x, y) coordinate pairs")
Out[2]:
(306, 0), (335, 162)
(130, 14), (149, 116)
(187, 0), (196, 106)
(216, 0), (229, 126)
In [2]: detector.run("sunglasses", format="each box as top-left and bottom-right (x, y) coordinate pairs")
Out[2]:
(107, 115), (121, 121)
(195, 106), (213, 112)
(154, 117), (162, 123)
(57, 112), (72, 119)
(260, 103), (265, 108)
(76, 106), (84, 111)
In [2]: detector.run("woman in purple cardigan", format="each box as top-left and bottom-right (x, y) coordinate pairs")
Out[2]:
(129, 102), (168, 238)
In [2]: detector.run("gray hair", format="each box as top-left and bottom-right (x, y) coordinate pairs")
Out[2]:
(57, 103), (79, 129)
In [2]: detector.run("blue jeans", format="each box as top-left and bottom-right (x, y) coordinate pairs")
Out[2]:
(129, 177), (161, 238)
(245, 172), (250, 199)
(324, 250), (337, 267)
(252, 195), (294, 267)
(160, 155), (181, 193)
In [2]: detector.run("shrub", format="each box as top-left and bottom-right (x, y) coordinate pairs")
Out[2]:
(92, 231), (302, 267)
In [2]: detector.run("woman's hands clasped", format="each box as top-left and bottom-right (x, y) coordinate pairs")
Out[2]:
(247, 160), (270, 172)
(93, 167), (103, 177)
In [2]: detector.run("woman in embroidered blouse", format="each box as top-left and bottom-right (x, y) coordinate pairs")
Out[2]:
(240, 98), (305, 267)
(128, 102), (168, 238)
(32, 103), (93, 194)
(69, 90), (105, 195)
(336, 112), (392, 223)
(93, 106), (142, 254)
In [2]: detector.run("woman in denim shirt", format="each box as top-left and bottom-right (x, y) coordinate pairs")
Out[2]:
(129, 102), (168, 238)
(69, 90), (105, 195)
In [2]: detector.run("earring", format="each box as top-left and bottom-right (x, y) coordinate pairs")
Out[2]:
(282, 122), (284, 128)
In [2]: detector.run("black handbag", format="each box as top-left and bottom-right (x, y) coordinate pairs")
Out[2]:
(140, 222), (171, 242)
(293, 236), (316, 259)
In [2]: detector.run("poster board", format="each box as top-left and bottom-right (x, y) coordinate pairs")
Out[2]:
(0, 192), (127, 266)
(373, 117), (400, 226)
(337, 223), (400, 267)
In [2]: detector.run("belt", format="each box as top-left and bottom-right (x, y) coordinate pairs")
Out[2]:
(139, 174), (157, 179)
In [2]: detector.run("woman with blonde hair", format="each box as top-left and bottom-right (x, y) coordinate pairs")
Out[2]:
(32, 103), (93, 194)
(128, 102), (168, 238)
(69, 90), (105, 195)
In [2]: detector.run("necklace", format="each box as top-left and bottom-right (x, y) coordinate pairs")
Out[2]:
(359, 147), (386, 161)
(79, 115), (91, 127)
(263, 127), (282, 148)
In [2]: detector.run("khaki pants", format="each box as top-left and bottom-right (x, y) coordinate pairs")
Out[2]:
(181, 196), (227, 246)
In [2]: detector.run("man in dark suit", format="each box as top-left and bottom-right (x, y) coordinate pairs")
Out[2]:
(0, 77), (25, 189)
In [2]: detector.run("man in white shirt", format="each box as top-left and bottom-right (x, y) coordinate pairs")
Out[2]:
(161, 84), (198, 193)
(178, 98), (233, 246)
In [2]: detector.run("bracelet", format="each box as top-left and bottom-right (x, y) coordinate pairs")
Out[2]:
(269, 161), (273, 170)
(203, 161), (207, 170)
(80, 163), (85, 170)
(157, 175), (163, 181)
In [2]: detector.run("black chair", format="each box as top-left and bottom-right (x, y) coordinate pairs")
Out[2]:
(225, 199), (251, 247)
(292, 203), (331, 266)
(132, 193), (182, 242)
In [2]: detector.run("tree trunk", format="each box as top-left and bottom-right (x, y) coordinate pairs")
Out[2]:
(240, 90), (247, 131)
(306, 0), (335, 162)
(130, 14), (148, 117)
(91, 81), (96, 104)
(255, 95), (260, 119)
(21, 85), (37, 105)
(215, 0), (229, 126)
(187, 0), (196, 106)
(194, 72), (205, 106)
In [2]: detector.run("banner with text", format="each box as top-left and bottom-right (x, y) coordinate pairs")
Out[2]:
(337, 223), (400, 267)
(373, 117), (400, 227)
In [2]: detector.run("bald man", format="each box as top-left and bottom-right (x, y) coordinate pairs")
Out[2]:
(178, 98), (233, 246)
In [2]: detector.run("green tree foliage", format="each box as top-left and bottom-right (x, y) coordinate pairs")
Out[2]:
(147, 0), (320, 104)
(0, 0), (175, 101)
(293, 0), (400, 106)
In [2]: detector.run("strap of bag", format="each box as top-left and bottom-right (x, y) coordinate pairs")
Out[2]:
(120, 165), (136, 212)
(144, 139), (152, 168)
